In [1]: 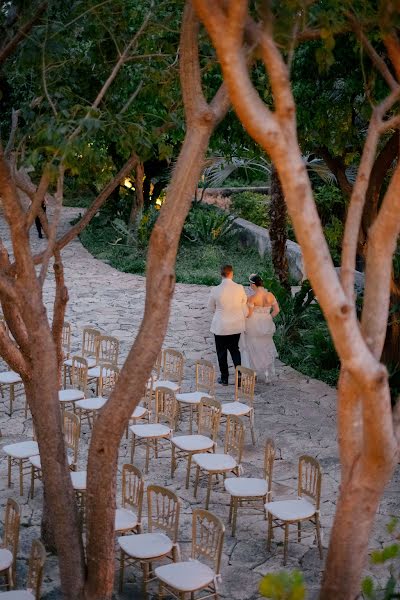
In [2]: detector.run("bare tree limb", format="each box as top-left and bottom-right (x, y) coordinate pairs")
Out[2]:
(120, 80), (143, 114)
(361, 162), (400, 357)
(25, 167), (51, 229)
(51, 248), (68, 386)
(4, 109), (21, 158)
(384, 32), (400, 81)
(0, 2), (48, 66)
(39, 167), (64, 285)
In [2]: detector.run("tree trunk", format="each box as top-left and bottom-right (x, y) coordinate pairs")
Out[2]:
(382, 282), (400, 366)
(320, 463), (392, 599)
(128, 161), (144, 229)
(41, 490), (57, 553)
(25, 337), (86, 599)
(269, 166), (290, 289)
(84, 124), (217, 600)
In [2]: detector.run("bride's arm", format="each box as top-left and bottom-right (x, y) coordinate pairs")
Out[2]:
(268, 292), (280, 317)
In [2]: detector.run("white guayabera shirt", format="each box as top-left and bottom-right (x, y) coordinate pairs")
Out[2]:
(207, 278), (248, 336)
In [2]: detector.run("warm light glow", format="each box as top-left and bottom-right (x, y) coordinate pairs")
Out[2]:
(124, 177), (133, 189)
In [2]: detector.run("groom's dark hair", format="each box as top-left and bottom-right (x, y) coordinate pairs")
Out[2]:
(221, 264), (233, 277)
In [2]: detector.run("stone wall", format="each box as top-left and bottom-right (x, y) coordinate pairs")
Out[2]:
(233, 217), (305, 282)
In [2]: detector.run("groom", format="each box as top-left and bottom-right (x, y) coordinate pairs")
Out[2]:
(207, 264), (248, 385)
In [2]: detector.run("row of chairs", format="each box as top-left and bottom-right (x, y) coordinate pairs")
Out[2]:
(0, 498), (46, 599)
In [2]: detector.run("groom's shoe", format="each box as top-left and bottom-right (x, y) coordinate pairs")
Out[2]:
(218, 377), (228, 386)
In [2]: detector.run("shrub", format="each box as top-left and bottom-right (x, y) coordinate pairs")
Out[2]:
(231, 191), (270, 228)
(259, 570), (306, 600)
(183, 204), (235, 245)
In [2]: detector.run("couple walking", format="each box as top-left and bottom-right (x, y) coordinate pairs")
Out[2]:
(207, 264), (280, 385)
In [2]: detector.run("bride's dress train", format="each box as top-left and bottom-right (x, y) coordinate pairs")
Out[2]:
(240, 307), (277, 382)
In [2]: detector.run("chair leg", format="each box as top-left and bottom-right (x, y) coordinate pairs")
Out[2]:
(205, 473), (212, 509)
(298, 521), (301, 542)
(158, 581), (164, 600)
(19, 460), (23, 496)
(131, 435), (136, 463)
(283, 523), (289, 565)
(267, 513), (272, 551)
(171, 445), (176, 478)
(10, 384), (14, 417)
(193, 465), (200, 498)
(7, 456), (11, 488)
(249, 412), (256, 445)
(232, 497), (238, 537)
(315, 515), (323, 559)
(189, 405), (193, 434)
(63, 366), (67, 389)
(30, 465), (35, 499)
(228, 497), (233, 524)
(142, 561), (149, 595)
(145, 442), (150, 474)
(185, 453), (192, 489)
(118, 550), (125, 592)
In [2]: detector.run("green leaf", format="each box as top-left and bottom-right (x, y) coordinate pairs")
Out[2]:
(361, 576), (374, 598)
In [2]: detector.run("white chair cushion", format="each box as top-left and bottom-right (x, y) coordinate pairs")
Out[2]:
(3, 441), (39, 459)
(175, 391), (211, 405)
(131, 405), (148, 419)
(75, 397), (106, 411)
(0, 548), (13, 571)
(118, 532), (172, 559)
(224, 477), (268, 497)
(71, 471), (87, 491)
(29, 454), (73, 469)
(59, 389), (85, 402)
(265, 498), (316, 521)
(221, 402), (251, 416)
(155, 560), (215, 592)
(171, 435), (214, 452)
(0, 371), (22, 385)
(154, 380), (180, 392)
(115, 508), (138, 532)
(130, 424), (171, 438)
(193, 453), (236, 471)
(0, 591), (35, 599)
(87, 366), (101, 378)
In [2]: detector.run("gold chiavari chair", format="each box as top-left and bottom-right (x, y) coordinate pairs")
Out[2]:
(0, 499), (20, 590)
(265, 455), (323, 564)
(115, 464), (144, 536)
(176, 359), (215, 433)
(220, 365), (256, 444)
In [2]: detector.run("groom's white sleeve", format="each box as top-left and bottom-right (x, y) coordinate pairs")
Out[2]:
(207, 290), (216, 312)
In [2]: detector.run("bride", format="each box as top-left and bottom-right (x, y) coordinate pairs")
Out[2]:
(240, 274), (280, 382)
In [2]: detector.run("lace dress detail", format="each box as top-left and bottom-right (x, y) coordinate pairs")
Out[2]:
(239, 305), (277, 382)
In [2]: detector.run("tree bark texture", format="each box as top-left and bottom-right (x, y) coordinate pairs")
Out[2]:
(269, 166), (289, 289)
(83, 4), (230, 598)
(191, 3), (400, 599)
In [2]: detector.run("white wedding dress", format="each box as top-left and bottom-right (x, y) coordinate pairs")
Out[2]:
(240, 306), (278, 382)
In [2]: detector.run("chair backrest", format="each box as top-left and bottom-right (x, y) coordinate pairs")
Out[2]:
(298, 455), (322, 510)
(235, 365), (256, 406)
(142, 377), (153, 415)
(26, 539), (46, 600)
(62, 322), (71, 359)
(121, 464), (144, 523)
(155, 386), (177, 430)
(153, 351), (163, 379)
(224, 415), (244, 464)
(81, 327), (101, 360)
(3, 498), (20, 565)
(263, 438), (275, 495)
(71, 356), (88, 391)
(147, 485), (180, 542)
(63, 411), (80, 466)
(192, 508), (224, 575)
(97, 335), (119, 365)
(195, 360), (215, 395)
(162, 349), (184, 384)
(198, 398), (221, 441)
(99, 364), (120, 397)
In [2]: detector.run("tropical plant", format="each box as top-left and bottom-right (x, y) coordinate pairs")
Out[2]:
(362, 519), (400, 600)
(259, 570), (306, 600)
(183, 204), (235, 245)
(231, 191), (270, 227)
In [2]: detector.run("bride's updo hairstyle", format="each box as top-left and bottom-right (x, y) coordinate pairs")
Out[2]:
(249, 274), (263, 287)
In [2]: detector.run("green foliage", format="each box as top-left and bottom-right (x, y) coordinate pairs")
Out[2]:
(259, 570), (306, 600)
(231, 191), (270, 228)
(183, 205), (235, 246)
(361, 519), (400, 599)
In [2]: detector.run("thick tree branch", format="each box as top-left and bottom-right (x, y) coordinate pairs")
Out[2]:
(317, 147), (353, 198)
(0, 2), (48, 66)
(25, 167), (51, 229)
(384, 32), (400, 82)
(361, 162), (400, 358)
(39, 167), (64, 285)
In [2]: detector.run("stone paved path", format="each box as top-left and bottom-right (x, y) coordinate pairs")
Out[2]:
(0, 206), (398, 599)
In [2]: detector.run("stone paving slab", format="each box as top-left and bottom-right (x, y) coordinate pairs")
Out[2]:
(0, 206), (398, 599)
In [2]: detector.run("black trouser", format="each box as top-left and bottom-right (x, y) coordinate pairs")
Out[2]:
(35, 202), (46, 238)
(214, 333), (241, 382)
